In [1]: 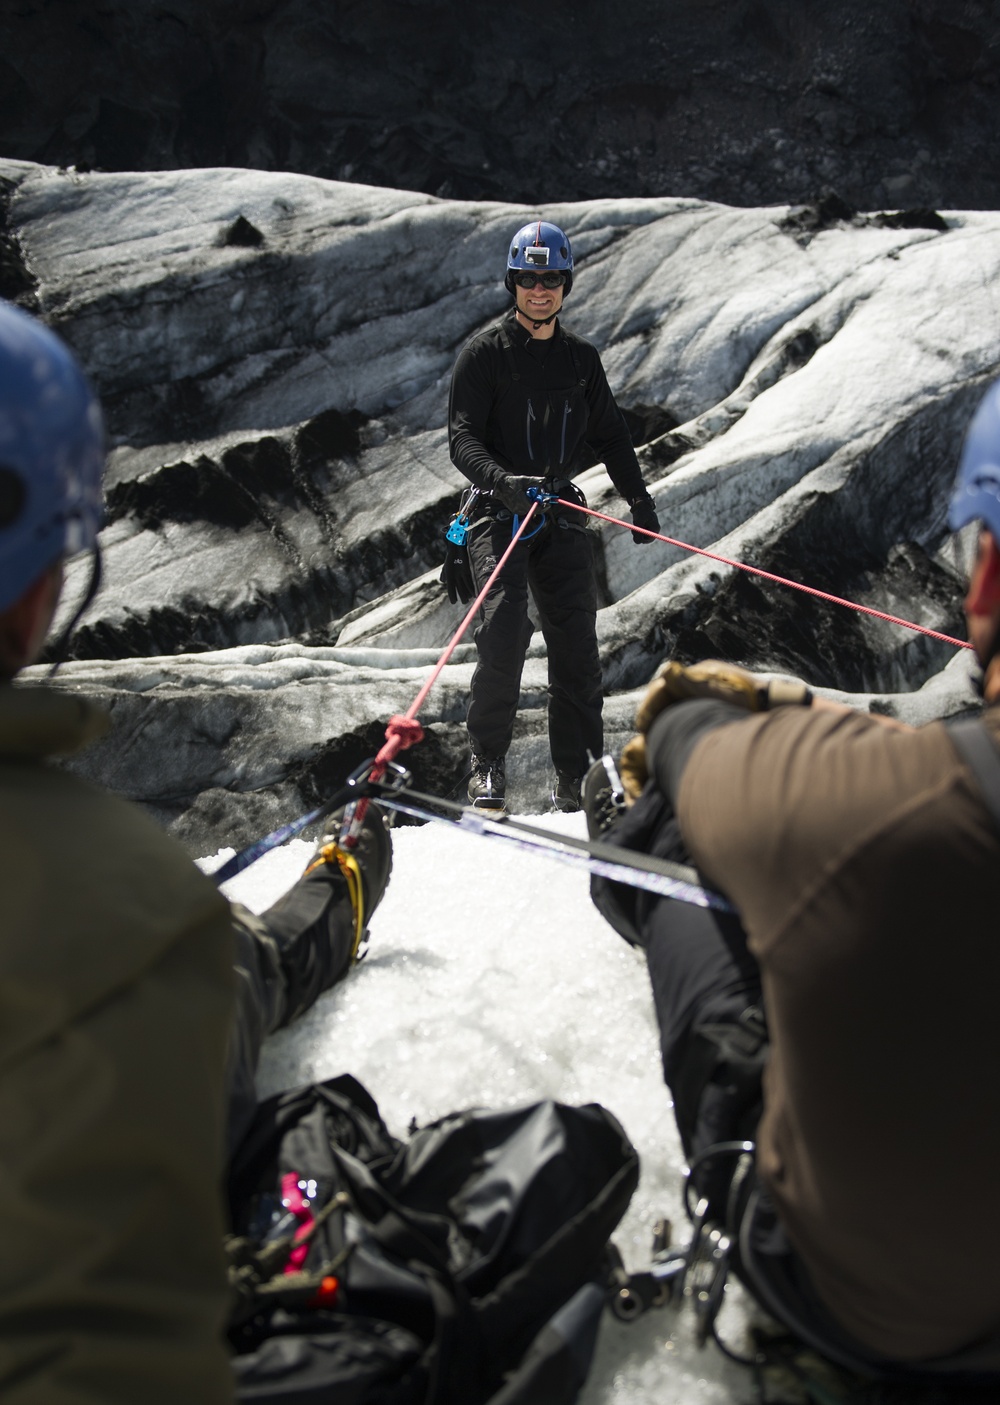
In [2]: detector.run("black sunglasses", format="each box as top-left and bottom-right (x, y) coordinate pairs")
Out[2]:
(513, 271), (567, 290)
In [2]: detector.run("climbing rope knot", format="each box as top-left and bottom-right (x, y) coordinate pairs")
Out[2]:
(369, 714), (427, 781)
(384, 714), (425, 752)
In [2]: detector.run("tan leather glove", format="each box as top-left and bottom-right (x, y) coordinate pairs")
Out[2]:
(619, 660), (812, 803)
(619, 734), (650, 804)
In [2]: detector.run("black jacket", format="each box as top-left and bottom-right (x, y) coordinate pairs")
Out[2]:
(448, 311), (647, 504)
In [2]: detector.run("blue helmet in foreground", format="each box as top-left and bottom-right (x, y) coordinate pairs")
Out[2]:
(0, 301), (104, 613)
(950, 377), (1000, 545)
(505, 220), (574, 296)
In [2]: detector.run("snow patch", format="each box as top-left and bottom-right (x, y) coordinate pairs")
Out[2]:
(200, 814), (754, 1402)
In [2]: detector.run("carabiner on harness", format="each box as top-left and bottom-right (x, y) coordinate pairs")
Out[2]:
(512, 484), (558, 541)
(337, 758), (412, 848)
(446, 487), (480, 546)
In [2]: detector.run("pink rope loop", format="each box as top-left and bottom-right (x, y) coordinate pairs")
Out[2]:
(378, 715), (424, 765)
(368, 717), (426, 783)
(386, 714), (426, 748)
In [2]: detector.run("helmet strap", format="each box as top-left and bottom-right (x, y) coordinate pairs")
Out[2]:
(514, 303), (561, 332)
(46, 543), (103, 677)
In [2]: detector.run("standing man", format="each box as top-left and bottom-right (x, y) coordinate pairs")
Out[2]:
(583, 378), (1000, 1378)
(449, 220), (660, 813)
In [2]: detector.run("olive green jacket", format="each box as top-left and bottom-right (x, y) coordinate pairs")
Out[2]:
(0, 683), (236, 1403)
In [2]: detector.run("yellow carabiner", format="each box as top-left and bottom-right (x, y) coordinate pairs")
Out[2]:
(305, 844), (366, 962)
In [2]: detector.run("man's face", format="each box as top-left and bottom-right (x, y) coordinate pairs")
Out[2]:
(963, 529), (1000, 665)
(513, 271), (565, 324)
(0, 561), (63, 678)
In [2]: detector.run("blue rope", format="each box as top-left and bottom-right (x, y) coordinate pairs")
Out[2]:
(209, 780), (356, 886)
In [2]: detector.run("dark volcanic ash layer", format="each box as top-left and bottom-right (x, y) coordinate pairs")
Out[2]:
(3, 1), (1000, 215)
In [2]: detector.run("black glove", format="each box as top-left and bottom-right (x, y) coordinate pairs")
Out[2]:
(439, 539), (475, 604)
(495, 474), (539, 516)
(546, 474), (588, 512)
(629, 492), (660, 545)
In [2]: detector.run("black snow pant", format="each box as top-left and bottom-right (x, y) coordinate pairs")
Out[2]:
(589, 783), (766, 1211)
(466, 509), (603, 779)
(225, 867), (359, 1156)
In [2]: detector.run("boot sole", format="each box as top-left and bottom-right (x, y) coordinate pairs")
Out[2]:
(471, 796), (507, 815)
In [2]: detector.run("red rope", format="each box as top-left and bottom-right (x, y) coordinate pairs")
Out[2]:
(342, 503), (544, 842)
(372, 714), (426, 772)
(562, 500), (973, 652)
(347, 493), (969, 845)
(384, 500), (543, 743)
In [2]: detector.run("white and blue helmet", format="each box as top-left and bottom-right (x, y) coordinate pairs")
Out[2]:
(0, 301), (104, 612)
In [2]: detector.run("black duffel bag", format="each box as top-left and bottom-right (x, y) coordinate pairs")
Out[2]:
(226, 1074), (639, 1405)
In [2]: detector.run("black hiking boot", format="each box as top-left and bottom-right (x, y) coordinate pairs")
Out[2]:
(582, 756), (627, 840)
(313, 803), (393, 915)
(258, 803), (393, 1019)
(551, 772), (583, 813)
(468, 754), (506, 812)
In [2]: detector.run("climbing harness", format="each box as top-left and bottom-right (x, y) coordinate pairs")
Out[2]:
(608, 1141), (754, 1336)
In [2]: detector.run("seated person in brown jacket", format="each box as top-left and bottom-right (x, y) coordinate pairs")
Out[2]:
(0, 300), (390, 1403)
(586, 378), (1000, 1380)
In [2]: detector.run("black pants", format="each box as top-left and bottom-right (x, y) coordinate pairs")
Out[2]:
(589, 784), (764, 1208)
(466, 511), (603, 778)
(226, 868), (358, 1156)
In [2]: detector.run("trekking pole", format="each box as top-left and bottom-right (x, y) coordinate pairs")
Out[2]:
(556, 498), (973, 651)
(337, 499), (545, 849)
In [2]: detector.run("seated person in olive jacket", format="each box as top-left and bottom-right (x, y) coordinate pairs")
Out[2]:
(585, 378), (1000, 1378)
(0, 300), (390, 1404)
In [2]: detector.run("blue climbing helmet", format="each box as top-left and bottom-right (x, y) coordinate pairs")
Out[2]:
(950, 376), (1000, 545)
(505, 220), (574, 297)
(0, 301), (105, 613)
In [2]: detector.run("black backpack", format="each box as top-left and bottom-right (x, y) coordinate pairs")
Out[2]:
(225, 1074), (639, 1404)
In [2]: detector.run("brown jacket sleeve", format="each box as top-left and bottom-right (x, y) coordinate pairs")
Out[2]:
(674, 704), (1000, 1364)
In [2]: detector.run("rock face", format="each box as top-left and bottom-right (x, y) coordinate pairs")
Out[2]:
(1, 158), (990, 849)
(4, 1), (1000, 215)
